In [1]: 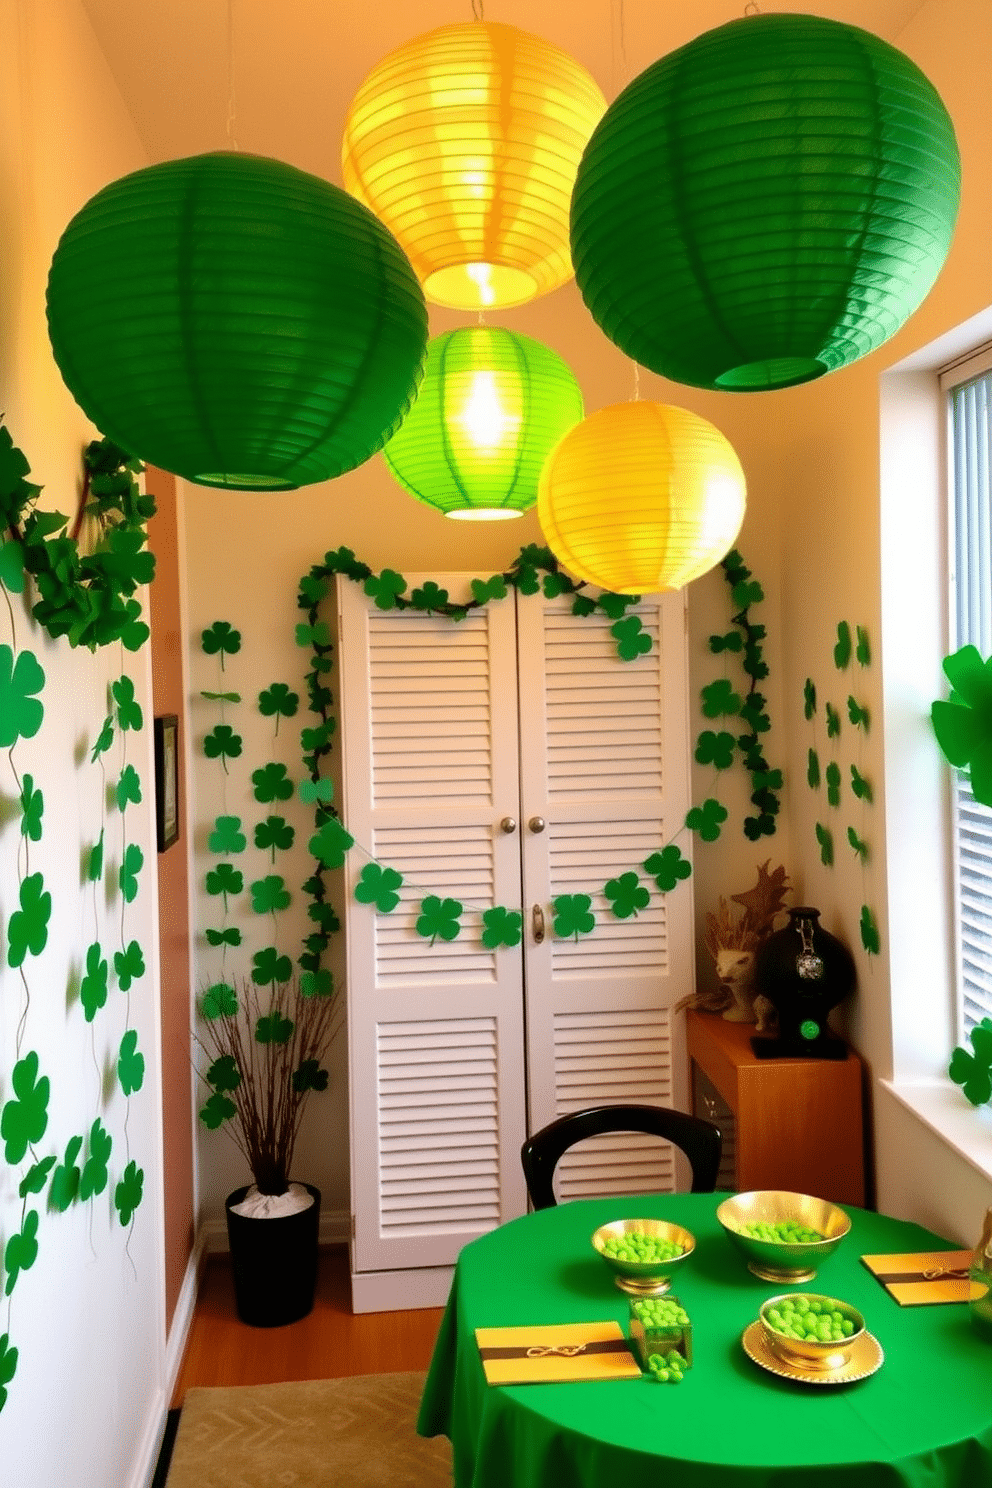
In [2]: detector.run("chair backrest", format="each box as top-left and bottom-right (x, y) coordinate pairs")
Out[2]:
(520, 1103), (723, 1210)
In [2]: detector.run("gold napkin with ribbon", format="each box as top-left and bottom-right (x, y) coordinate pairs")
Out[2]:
(475, 1321), (642, 1384)
(860, 1249), (978, 1306)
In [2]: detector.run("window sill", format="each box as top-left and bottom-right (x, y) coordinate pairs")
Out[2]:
(883, 1077), (992, 1185)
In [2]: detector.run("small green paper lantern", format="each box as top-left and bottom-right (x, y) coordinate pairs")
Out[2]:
(47, 152), (428, 490)
(382, 327), (583, 520)
(571, 14), (960, 392)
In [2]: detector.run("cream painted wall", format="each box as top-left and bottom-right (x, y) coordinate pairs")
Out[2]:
(0, 5), (168, 1487)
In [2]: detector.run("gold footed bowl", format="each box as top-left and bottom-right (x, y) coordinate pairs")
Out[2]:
(716, 1190), (850, 1282)
(591, 1218), (695, 1296)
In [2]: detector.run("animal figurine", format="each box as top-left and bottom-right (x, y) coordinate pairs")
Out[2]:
(677, 862), (790, 1028)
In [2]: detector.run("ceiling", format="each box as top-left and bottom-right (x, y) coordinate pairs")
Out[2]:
(81, 0), (930, 187)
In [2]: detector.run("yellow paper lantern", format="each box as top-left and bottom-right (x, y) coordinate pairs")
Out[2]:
(537, 402), (746, 594)
(342, 21), (606, 311)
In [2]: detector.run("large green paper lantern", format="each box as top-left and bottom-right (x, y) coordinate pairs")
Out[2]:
(571, 14), (961, 392)
(382, 327), (583, 520)
(46, 152), (428, 490)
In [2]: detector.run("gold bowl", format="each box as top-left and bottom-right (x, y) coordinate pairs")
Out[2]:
(591, 1219), (695, 1296)
(716, 1191), (850, 1282)
(758, 1292), (865, 1373)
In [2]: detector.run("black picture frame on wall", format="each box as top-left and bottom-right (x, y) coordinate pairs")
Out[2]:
(154, 714), (180, 852)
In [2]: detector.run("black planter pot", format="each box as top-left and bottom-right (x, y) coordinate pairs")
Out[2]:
(752, 907), (856, 1060)
(225, 1183), (321, 1327)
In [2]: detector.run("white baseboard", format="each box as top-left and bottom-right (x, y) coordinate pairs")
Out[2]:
(201, 1205), (351, 1252)
(350, 1265), (454, 1313)
(132, 1235), (206, 1488)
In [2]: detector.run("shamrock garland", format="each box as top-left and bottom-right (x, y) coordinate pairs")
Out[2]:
(931, 644), (992, 806)
(949, 1018), (992, 1107)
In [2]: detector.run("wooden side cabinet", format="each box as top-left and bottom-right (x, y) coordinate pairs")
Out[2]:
(686, 1009), (866, 1206)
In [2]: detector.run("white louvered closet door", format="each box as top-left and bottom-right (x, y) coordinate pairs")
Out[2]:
(337, 578), (529, 1276)
(516, 589), (694, 1203)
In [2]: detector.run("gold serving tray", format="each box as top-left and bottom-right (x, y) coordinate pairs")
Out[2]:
(741, 1320), (884, 1385)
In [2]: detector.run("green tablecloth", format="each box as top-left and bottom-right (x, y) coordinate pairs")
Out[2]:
(418, 1193), (992, 1488)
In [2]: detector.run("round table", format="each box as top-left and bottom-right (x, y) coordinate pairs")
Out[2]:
(417, 1192), (992, 1488)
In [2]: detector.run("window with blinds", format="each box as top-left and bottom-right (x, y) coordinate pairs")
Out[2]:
(943, 348), (992, 1035)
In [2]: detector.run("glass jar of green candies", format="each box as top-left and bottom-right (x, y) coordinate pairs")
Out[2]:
(969, 1209), (992, 1343)
(629, 1294), (692, 1374)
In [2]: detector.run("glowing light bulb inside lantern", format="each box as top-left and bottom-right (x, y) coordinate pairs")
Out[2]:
(458, 372), (520, 450)
(466, 262), (496, 306)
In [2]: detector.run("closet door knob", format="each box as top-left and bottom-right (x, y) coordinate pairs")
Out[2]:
(528, 816), (546, 833)
(532, 904), (546, 944)
(499, 817), (517, 834)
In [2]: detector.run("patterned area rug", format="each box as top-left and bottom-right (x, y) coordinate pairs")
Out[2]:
(166, 1371), (452, 1487)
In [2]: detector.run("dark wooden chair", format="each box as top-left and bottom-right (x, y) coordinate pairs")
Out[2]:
(520, 1103), (723, 1210)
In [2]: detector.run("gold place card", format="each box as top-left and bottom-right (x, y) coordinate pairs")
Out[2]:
(860, 1249), (977, 1306)
(475, 1321), (642, 1385)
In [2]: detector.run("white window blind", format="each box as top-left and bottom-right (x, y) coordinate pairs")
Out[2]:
(944, 350), (992, 1035)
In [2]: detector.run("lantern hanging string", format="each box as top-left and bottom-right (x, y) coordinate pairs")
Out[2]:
(226, 0), (240, 150)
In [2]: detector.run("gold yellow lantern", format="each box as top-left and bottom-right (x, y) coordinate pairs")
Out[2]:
(342, 21), (606, 311)
(537, 402), (747, 594)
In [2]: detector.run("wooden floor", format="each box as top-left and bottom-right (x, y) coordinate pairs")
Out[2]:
(171, 1245), (446, 1407)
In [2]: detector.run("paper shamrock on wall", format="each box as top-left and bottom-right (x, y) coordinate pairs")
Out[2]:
(118, 1029), (145, 1095)
(80, 942), (109, 1022)
(111, 674), (143, 733)
(49, 1135), (83, 1212)
(1, 1052), (49, 1162)
(19, 773), (43, 841)
(685, 799), (728, 842)
(552, 893), (595, 940)
(0, 1333), (18, 1410)
(481, 906), (523, 949)
(931, 645), (992, 806)
(115, 1161), (144, 1225)
(0, 645), (45, 747)
(114, 939), (145, 991)
(604, 871), (650, 919)
(119, 843), (144, 903)
(415, 895), (463, 945)
(7, 872), (51, 966)
(201, 620), (241, 668)
(203, 723), (243, 770)
(252, 762), (294, 803)
(209, 815), (246, 854)
(4, 1210), (39, 1296)
(252, 946), (293, 985)
(354, 862), (404, 914)
(644, 846), (691, 892)
(948, 1018), (992, 1106)
(205, 861), (244, 907)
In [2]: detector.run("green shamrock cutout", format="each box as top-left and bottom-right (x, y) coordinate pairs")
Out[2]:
(570, 592), (596, 616)
(114, 939), (145, 991)
(0, 534), (25, 592)
(552, 893), (596, 940)
(111, 674), (143, 732)
(604, 871), (650, 919)
(209, 815), (246, 854)
(597, 592), (636, 620)
(115, 1161), (144, 1225)
(49, 1135), (83, 1212)
(700, 678), (743, 718)
(856, 626), (871, 667)
(256, 1012), (294, 1044)
(739, 694), (771, 736)
(0, 1332), (18, 1410)
(803, 679), (817, 719)
(252, 947), (293, 985)
(300, 968), (333, 997)
(252, 762), (294, 803)
(481, 906), (523, 949)
(201, 690), (241, 703)
(19, 773), (43, 841)
(199, 1091), (237, 1129)
(643, 846), (692, 892)
(206, 1054), (241, 1092)
(309, 818), (354, 868)
(860, 905), (881, 956)
(4, 1211), (39, 1296)
(292, 1059), (330, 1094)
(300, 723), (335, 756)
(709, 630), (744, 655)
(118, 1029), (145, 1095)
(90, 714), (114, 762)
(815, 823), (834, 866)
(255, 816), (295, 857)
(203, 724), (243, 770)
(847, 826), (870, 861)
(834, 621), (852, 670)
(201, 620), (241, 668)
(19, 1155), (56, 1198)
(825, 703), (841, 738)
(116, 763), (142, 811)
(807, 749), (821, 789)
(416, 895), (463, 944)
(685, 799), (728, 842)
(201, 982), (238, 1019)
(948, 1019), (992, 1106)
(299, 777), (334, 807)
(80, 942), (109, 1022)
(695, 730), (736, 769)
(1, 1051), (49, 1162)
(730, 577), (763, 609)
(0, 645), (45, 746)
(847, 696), (870, 731)
(542, 571), (569, 600)
(295, 619), (331, 648)
(205, 925), (242, 948)
(825, 762), (842, 807)
(119, 843), (144, 903)
(299, 572), (330, 604)
(80, 1118), (113, 1200)
(7, 872), (52, 966)
(258, 683), (299, 728)
(87, 831), (104, 883)
(470, 574), (507, 605)
(355, 863), (404, 914)
(850, 764), (873, 803)
(205, 862), (243, 906)
(611, 615), (652, 661)
(365, 569), (407, 610)
(411, 581), (449, 612)
(931, 645), (992, 804)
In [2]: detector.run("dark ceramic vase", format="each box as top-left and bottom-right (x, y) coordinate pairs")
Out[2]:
(225, 1182), (321, 1327)
(752, 907), (856, 1059)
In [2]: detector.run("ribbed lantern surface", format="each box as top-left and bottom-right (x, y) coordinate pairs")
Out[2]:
(46, 152), (428, 490)
(571, 13), (960, 392)
(383, 327), (583, 520)
(342, 21), (606, 311)
(537, 402), (747, 594)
